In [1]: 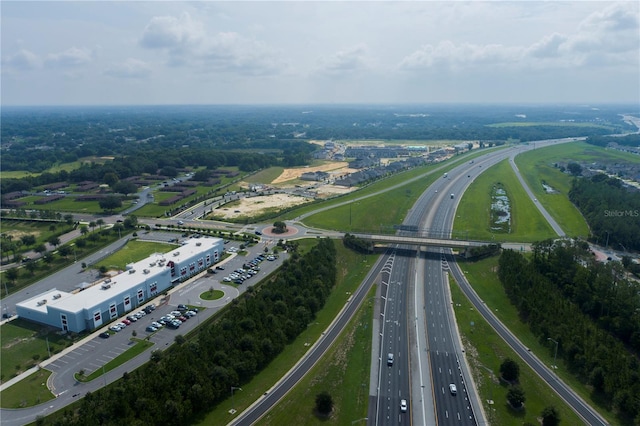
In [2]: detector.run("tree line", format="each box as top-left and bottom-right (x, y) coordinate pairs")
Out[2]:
(569, 173), (640, 251)
(39, 238), (337, 426)
(498, 240), (640, 423)
(1, 141), (314, 196)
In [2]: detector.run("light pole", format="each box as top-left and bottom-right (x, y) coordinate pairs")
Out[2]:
(479, 364), (495, 425)
(230, 386), (242, 414)
(547, 337), (559, 370)
(351, 418), (368, 425)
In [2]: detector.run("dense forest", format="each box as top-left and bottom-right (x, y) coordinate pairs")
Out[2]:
(498, 241), (640, 423)
(2, 104), (634, 173)
(569, 174), (640, 251)
(586, 133), (640, 147)
(39, 238), (336, 426)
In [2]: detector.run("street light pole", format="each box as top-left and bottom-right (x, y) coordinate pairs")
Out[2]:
(547, 338), (559, 370)
(230, 386), (242, 414)
(478, 365), (495, 425)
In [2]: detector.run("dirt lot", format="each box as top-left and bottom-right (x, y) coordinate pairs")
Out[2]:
(272, 162), (350, 184)
(214, 193), (310, 219)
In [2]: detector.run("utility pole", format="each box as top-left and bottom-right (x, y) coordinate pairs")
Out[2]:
(230, 386), (242, 414)
(547, 337), (559, 370)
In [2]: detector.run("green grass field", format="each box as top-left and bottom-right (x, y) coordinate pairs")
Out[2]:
(514, 141), (639, 237)
(196, 240), (377, 425)
(285, 148), (501, 229)
(0, 368), (55, 408)
(458, 256), (616, 425)
(249, 167), (285, 184)
(94, 240), (176, 271)
(453, 159), (557, 242)
(0, 319), (74, 384)
(0, 219), (75, 250)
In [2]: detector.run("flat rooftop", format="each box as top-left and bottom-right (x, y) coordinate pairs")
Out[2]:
(18, 237), (223, 315)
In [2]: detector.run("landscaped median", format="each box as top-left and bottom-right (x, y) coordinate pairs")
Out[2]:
(74, 338), (154, 382)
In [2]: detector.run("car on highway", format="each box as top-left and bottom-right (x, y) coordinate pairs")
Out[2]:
(449, 383), (457, 395)
(400, 399), (408, 412)
(387, 353), (394, 366)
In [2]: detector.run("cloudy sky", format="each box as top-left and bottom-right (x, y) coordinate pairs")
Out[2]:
(2, 1), (638, 106)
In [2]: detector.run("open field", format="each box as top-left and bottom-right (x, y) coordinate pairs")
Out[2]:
(0, 219), (74, 250)
(247, 167), (285, 185)
(459, 256), (617, 425)
(514, 143), (598, 237)
(94, 240), (176, 271)
(453, 159), (557, 242)
(196, 240), (377, 425)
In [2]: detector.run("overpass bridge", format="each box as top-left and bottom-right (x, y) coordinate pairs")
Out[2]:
(350, 232), (498, 251)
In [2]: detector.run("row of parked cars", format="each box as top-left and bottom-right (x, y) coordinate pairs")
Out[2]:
(147, 304), (198, 332)
(221, 254), (267, 283)
(100, 305), (157, 337)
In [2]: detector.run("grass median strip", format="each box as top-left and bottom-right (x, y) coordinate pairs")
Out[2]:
(75, 338), (154, 382)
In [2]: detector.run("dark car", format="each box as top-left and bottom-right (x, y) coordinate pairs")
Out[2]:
(99, 332), (110, 339)
(216, 265), (225, 270)
(177, 304), (188, 311)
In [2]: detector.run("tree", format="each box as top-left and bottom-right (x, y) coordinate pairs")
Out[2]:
(48, 236), (61, 249)
(96, 219), (105, 230)
(20, 234), (36, 246)
(58, 245), (71, 258)
(99, 196), (122, 212)
(124, 215), (138, 229)
(315, 391), (333, 416)
(566, 162), (582, 176)
(541, 405), (561, 426)
(25, 260), (38, 275)
(506, 386), (526, 409)
(500, 358), (520, 382)
(113, 181), (138, 196)
(63, 214), (74, 225)
(5, 267), (19, 287)
(103, 172), (119, 186)
(34, 244), (47, 257)
(89, 221), (96, 232)
(273, 221), (287, 234)
(80, 225), (89, 236)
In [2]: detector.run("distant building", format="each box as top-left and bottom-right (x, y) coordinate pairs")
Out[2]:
(16, 238), (224, 333)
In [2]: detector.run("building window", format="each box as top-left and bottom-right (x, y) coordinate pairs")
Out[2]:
(206, 254), (211, 265)
(137, 288), (144, 303)
(94, 311), (101, 322)
(180, 267), (187, 276)
(150, 282), (158, 295)
(109, 303), (117, 319)
(214, 250), (219, 261)
(61, 314), (68, 331)
(189, 262), (195, 272)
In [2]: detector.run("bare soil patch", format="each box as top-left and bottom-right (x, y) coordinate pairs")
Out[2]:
(214, 193), (310, 219)
(272, 162), (350, 184)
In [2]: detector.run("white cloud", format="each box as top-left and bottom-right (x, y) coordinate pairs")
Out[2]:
(139, 12), (204, 50)
(104, 58), (152, 79)
(399, 2), (639, 73)
(139, 13), (284, 76)
(2, 49), (40, 71)
(45, 47), (93, 68)
(315, 44), (370, 76)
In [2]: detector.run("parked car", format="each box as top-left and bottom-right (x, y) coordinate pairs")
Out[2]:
(151, 321), (163, 328)
(177, 304), (188, 311)
(109, 325), (122, 332)
(122, 319), (132, 326)
(99, 332), (110, 338)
